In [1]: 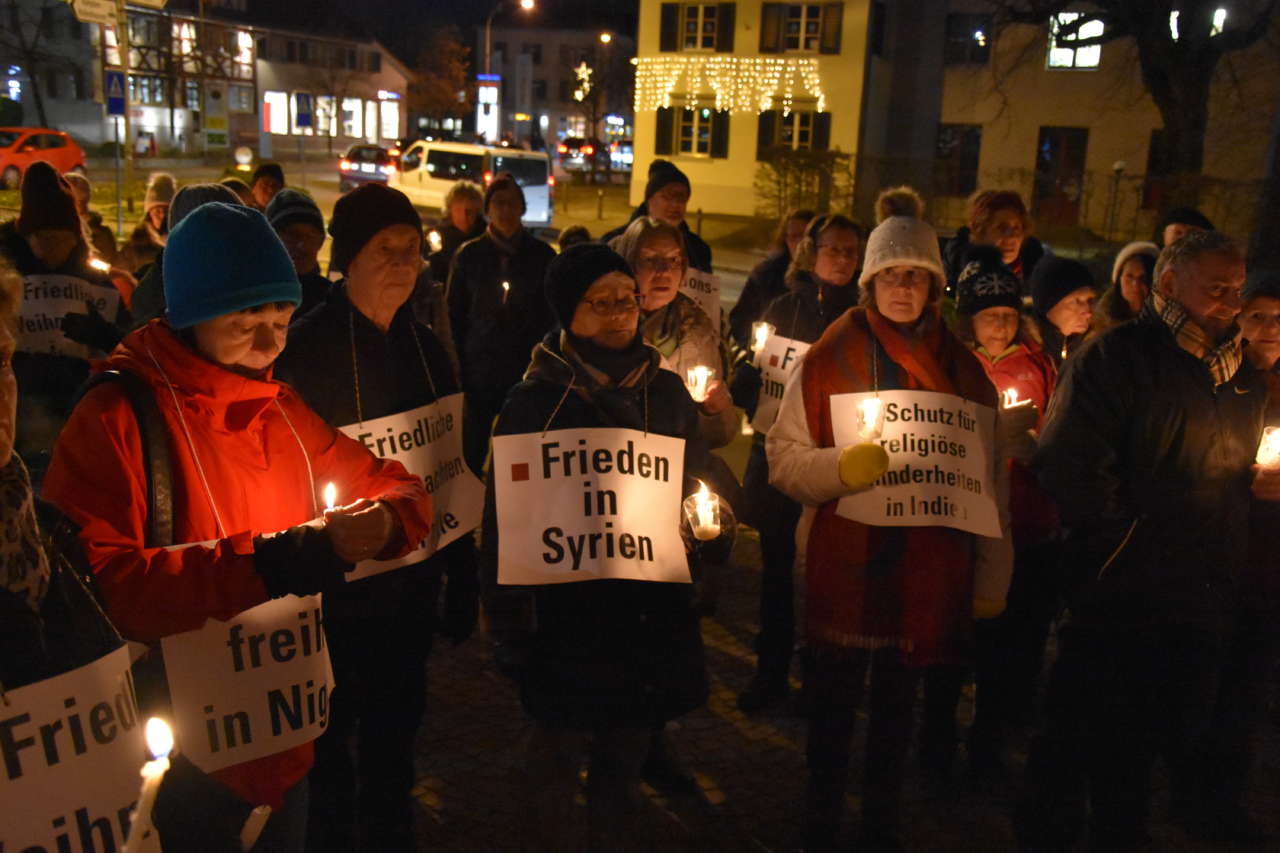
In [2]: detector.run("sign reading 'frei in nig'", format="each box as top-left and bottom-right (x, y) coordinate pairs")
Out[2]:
(338, 394), (485, 582)
(751, 335), (811, 434)
(162, 594), (334, 773)
(831, 390), (1000, 537)
(493, 427), (690, 584)
(2, 646), (145, 851)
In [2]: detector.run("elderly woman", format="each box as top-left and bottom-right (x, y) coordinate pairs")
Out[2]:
(0, 258), (121, 690)
(768, 187), (1012, 852)
(610, 216), (737, 448)
(482, 243), (731, 852)
(944, 190), (1044, 293)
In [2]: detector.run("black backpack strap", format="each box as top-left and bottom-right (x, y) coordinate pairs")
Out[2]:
(73, 369), (175, 548)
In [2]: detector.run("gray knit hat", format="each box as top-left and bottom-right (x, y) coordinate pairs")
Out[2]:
(857, 187), (944, 291)
(169, 182), (242, 230)
(1111, 241), (1159, 286)
(266, 188), (325, 234)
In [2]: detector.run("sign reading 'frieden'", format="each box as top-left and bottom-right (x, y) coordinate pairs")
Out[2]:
(162, 595), (334, 773)
(831, 390), (1001, 537)
(493, 427), (690, 585)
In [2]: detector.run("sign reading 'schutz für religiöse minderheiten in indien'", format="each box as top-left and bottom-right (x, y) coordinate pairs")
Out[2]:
(831, 390), (1001, 538)
(493, 427), (690, 585)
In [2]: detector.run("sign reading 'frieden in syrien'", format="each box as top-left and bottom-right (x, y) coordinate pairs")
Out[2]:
(493, 427), (690, 585)
(831, 390), (1001, 538)
(162, 594), (334, 773)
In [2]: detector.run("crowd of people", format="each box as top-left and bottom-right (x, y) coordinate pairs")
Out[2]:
(1, 152), (1275, 853)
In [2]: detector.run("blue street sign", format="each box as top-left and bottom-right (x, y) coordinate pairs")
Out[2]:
(295, 93), (313, 129)
(104, 70), (126, 117)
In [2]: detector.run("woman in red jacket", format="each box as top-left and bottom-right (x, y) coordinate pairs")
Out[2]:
(43, 203), (431, 853)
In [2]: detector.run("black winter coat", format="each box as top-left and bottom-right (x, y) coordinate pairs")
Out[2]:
(601, 203), (713, 274)
(447, 228), (556, 404)
(428, 217), (486, 284)
(728, 249), (790, 350)
(481, 333), (712, 728)
(1035, 312), (1266, 629)
(274, 286), (477, 646)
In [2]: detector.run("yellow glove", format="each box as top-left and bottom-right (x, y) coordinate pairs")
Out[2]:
(838, 442), (890, 491)
(973, 598), (1007, 620)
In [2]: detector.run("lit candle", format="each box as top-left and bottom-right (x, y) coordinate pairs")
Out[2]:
(122, 717), (173, 853)
(685, 366), (713, 403)
(426, 229), (443, 253)
(501, 280), (510, 304)
(238, 805), (274, 851)
(89, 257), (112, 273)
(857, 396), (884, 441)
(751, 321), (775, 353)
(323, 482), (337, 512)
(1257, 426), (1280, 469)
(1002, 388), (1034, 409)
(683, 480), (721, 541)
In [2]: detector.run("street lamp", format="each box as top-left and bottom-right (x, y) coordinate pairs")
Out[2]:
(485, 0), (536, 76)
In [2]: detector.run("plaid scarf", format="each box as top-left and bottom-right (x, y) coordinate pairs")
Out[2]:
(1148, 291), (1243, 387)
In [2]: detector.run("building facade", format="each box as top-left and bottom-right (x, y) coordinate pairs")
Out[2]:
(479, 26), (635, 147)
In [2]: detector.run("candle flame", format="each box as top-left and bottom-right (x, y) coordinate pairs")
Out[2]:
(427, 230), (443, 253)
(685, 365), (713, 402)
(323, 482), (337, 511)
(751, 321), (773, 352)
(1258, 426), (1280, 468)
(89, 257), (111, 272)
(695, 479), (710, 503)
(145, 717), (173, 760)
(858, 397), (883, 423)
(502, 281), (510, 293)
(1002, 388), (1033, 409)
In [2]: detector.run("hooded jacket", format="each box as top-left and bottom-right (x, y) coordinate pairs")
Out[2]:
(42, 320), (432, 809)
(481, 331), (713, 728)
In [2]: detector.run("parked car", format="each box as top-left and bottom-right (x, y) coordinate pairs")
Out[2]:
(337, 143), (397, 192)
(0, 128), (87, 189)
(556, 137), (609, 173)
(393, 140), (553, 226)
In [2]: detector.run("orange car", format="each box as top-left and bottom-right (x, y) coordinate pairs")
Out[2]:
(0, 127), (87, 189)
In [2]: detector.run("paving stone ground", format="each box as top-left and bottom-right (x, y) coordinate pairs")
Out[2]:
(411, 526), (1280, 852)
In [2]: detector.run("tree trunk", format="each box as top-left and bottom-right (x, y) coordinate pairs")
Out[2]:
(1250, 97), (1280, 276)
(1137, 39), (1213, 211)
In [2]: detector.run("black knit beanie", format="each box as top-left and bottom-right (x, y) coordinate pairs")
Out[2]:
(1244, 270), (1280, 303)
(484, 172), (526, 214)
(545, 243), (634, 329)
(956, 245), (1022, 317)
(1030, 255), (1095, 316)
(1159, 206), (1214, 235)
(328, 183), (422, 273)
(644, 159), (691, 202)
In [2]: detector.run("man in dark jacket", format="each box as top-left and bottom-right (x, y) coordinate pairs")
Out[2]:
(447, 172), (556, 470)
(275, 184), (480, 853)
(601, 159), (713, 274)
(266, 188), (331, 318)
(1018, 230), (1269, 851)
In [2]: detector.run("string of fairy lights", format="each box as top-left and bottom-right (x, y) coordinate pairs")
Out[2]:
(632, 56), (827, 115)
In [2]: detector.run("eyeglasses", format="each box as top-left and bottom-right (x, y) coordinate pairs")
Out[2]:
(583, 295), (640, 316)
(636, 256), (683, 273)
(816, 244), (858, 259)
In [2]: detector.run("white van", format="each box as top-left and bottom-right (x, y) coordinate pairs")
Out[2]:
(394, 141), (553, 226)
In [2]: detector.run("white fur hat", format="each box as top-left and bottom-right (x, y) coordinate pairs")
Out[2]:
(1111, 241), (1158, 285)
(857, 186), (944, 291)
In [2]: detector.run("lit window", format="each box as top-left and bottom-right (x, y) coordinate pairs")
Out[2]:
(1169, 8), (1227, 40)
(342, 97), (363, 138)
(681, 4), (718, 51)
(784, 4), (824, 52)
(380, 100), (399, 140)
(1047, 12), (1103, 69)
(263, 90), (289, 135)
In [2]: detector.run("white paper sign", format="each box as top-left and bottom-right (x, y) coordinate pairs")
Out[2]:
(1, 646), (148, 852)
(493, 427), (690, 585)
(750, 335), (811, 434)
(680, 269), (721, 336)
(18, 274), (121, 360)
(162, 595), (333, 773)
(832, 390), (1000, 537)
(338, 394), (485, 581)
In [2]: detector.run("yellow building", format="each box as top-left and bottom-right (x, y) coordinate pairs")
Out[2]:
(631, 1), (877, 216)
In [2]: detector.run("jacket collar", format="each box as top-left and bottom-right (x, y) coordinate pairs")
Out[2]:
(107, 320), (283, 432)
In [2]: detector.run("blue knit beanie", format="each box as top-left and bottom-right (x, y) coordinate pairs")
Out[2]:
(164, 202), (301, 329)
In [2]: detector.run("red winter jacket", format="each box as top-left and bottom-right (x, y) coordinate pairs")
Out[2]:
(43, 320), (431, 808)
(973, 341), (1059, 545)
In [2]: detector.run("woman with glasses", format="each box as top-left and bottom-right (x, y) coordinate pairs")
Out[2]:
(481, 244), (731, 852)
(943, 189), (1044, 296)
(610, 217), (737, 448)
(733, 213), (863, 713)
(768, 188), (1012, 853)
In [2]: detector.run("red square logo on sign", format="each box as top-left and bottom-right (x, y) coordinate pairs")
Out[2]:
(510, 463), (530, 482)
(769, 354), (780, 367)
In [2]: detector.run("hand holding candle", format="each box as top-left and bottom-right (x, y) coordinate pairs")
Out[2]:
(683, 480), (722, 541)
(856, 396), (885, 441)
(501, 280), (511, 304)
(685, 366), (714, 403)
(123, 717), (173, 853)
(323, 482), (337, 513)
(1002, 388), (1034, 409)
(1257, 426), (1280, 469)
(427, 229), (443, 253)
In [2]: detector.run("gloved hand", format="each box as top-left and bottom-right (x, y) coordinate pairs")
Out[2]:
(680, 493), (737, 564)
(62, 300), (123, 353)
(838, 442), (890, 491)
(996, 403), (1039, 465)
(439, 539), (479, 644)
(253, 521), (353, 599)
